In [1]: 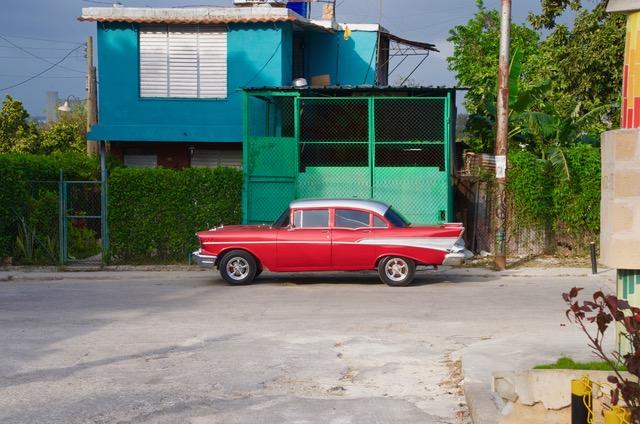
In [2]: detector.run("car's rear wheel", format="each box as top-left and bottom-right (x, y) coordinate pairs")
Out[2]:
(219, 250), (257, 285)
(378, 256), (416, 287)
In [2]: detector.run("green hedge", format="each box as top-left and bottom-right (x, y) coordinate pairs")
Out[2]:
(108, 167), (242, 263)
(0, 153), (99, 260)
(553, 144), (601, 239)
(507, 144), (601, 247)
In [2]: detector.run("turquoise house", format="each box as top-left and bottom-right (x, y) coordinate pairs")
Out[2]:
(80, 4), (433, 168)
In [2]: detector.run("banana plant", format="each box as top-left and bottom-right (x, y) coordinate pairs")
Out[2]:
(512, 104), (606, 180)
(463, 46), (606, 181)
(463, 48), (552, 151)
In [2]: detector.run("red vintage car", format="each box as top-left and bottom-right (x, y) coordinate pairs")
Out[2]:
(193, 199), (472, 286)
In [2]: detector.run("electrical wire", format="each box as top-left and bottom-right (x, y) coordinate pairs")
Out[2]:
(0, 34), (84, 46)
(0, 45), (83, 51)
(0, 74), (84, 79)
(83, 0), (119, 4)
(0, 34), (85, 74)
(241, 40), (282, 88)
(0, 45), (84, 91)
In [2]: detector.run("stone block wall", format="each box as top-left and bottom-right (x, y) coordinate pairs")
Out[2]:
(601, 129), (640, 268)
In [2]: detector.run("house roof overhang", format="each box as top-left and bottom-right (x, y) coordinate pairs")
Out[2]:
(79, 6), (334, 32)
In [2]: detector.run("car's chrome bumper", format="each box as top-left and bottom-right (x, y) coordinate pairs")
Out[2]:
(192, 251), (217, 268)
(442, 248), (474, 266)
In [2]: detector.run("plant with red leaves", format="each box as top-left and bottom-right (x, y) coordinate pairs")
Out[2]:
(563, 287), (640, 421)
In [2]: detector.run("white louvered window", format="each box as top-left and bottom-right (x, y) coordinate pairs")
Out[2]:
(191, 149), (242, 169)
(139, 25), (227, 99)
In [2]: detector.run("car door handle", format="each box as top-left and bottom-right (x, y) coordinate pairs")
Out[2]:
(320, 230), (329, 233)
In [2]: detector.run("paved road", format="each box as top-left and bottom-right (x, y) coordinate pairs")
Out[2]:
(0, 268), (614, 423)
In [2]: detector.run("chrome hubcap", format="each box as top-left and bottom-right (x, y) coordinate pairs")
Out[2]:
(226, 257), (249, 280)
(385, 258), (408, 282)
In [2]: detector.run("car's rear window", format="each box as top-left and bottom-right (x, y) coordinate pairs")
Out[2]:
(384, 207), (410, 227)
(335, 209), (370, 229)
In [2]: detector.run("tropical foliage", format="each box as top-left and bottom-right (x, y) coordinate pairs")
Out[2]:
(448, 0), (624, 154)
(0, 95), (87, 154)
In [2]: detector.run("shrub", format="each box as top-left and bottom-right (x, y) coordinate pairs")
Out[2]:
(507, 150), (554, 228)
(554, 144), (601, 239)
(108, 166), (242, 263)
(0, 153), (98, 260)
(506, 145), (601, 252)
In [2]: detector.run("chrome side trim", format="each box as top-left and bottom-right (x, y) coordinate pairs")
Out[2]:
(356, 237), (459, 252)
(192, 251), (217, 268)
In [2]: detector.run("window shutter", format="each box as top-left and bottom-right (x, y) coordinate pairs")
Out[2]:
(123, 154), (158, 168)
(139, 24), (227, 99)
(139, 25), (168, 97)
(168, 25), (198, 98)
(198, 25), (228, 98)
(191, 149), (242, 168)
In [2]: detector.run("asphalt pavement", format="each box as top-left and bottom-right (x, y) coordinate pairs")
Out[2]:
(0, 267), (615, 423)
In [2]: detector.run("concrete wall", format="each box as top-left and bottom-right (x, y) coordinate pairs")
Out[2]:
(600, 129), (640, 268)
(90, 22), (379, 144)
(90, 22), (290, 143)
(304, 30), (378, 85)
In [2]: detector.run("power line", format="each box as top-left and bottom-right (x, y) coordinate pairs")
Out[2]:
(0, 74), (84, 79)
(0, 56), (84, 60)
(83, 0), (118, 4)
(0, 45), (84, 91)
(0, 45), (83, 51)
(0, 34), (85, 74)
(1, 34), (84, 46)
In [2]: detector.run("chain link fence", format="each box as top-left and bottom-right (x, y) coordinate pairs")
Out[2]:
(63, 181), (102, 263)
(244, 90), (454, 225)
(2, 179), (103, 266)
(5, 181), (60, 265)
(457, 154), (598, 261)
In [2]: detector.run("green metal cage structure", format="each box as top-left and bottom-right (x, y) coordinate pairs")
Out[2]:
(242, 87), (456, 225)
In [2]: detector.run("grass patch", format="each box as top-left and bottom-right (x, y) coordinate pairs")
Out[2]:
(534, 356), (625, 371)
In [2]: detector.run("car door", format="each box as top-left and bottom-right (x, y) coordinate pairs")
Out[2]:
(276, 208), (332, 270)
(331, 208), (376, 270)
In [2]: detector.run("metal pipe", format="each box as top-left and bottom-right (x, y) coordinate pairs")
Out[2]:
(590, 242), (597, 275)
(100, 140), (109, 264)
(494, 0), (511, 270)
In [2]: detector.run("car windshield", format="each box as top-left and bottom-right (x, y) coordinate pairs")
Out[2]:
(384, 207), (410, 227)
(273, 208), (290, 228)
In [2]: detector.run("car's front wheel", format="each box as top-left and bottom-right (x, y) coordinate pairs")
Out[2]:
(378, 256), (416, 287)
(219, 250), (257, 285)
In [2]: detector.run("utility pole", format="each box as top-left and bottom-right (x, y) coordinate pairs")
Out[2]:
(86, 36), (98, 155)
(494, 0), (511, 270)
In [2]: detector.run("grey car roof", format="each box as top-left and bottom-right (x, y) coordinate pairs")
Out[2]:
(289, 198), (391, 216)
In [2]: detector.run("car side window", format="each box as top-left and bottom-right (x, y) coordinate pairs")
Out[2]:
(335, 209), (370, 229)
(373, 215), (387, 228)
(293, 209), (329, 228)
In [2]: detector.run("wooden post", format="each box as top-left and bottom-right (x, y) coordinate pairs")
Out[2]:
(494, 0), (511, 270)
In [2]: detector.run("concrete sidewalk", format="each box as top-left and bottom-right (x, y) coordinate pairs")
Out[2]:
(0, 265), (616, 282)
